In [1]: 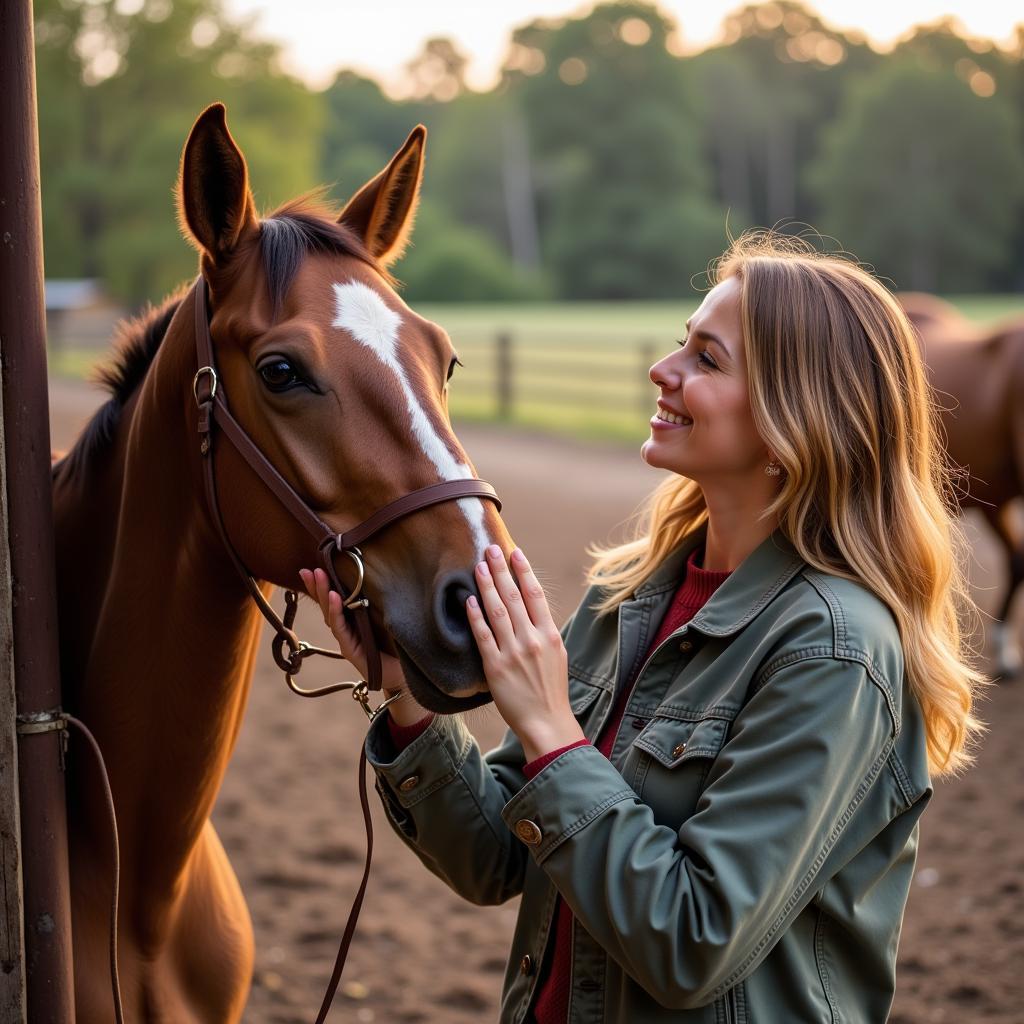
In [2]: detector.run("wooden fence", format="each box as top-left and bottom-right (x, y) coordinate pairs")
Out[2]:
(448, 330), (662, 441)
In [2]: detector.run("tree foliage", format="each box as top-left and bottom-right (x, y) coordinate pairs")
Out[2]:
(503, 2), (726, 297)
(35, 0), (319, 304)
(808, 57), (1024, 291)
(32, 0), (1024, 304)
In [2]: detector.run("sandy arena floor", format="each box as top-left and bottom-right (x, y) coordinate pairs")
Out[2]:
(49, 376), (1023, 1023)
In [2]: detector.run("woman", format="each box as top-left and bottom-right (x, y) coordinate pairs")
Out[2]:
(301, 231), (984, 1023)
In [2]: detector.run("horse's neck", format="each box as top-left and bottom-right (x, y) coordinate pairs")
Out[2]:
(57, 317), (265, 926)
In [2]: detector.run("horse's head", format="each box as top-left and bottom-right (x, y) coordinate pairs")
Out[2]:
(177, 103), (513, 713)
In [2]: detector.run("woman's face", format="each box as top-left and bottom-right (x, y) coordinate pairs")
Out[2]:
(642, 275), (770, 481)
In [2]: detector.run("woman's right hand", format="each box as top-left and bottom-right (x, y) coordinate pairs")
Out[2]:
(299, 568), (426, 726)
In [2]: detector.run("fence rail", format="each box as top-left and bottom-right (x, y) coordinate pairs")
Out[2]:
(450, 331), (660, 439)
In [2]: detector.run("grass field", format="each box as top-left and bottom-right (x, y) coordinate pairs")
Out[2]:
(51, 293), (1024, 445)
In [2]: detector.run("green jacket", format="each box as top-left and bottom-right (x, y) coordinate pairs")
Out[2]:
(366, 525), (932, 1022)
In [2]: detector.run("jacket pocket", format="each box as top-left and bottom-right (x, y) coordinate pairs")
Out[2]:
(634, 715), (731, 767)
(630, 714), (731, 829)
(568, 672), (607, 733)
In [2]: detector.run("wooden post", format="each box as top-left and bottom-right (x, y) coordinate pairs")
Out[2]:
(496, 332), (514, 419)
(0, 0), (76, 1020)
(0, 405), (26, 1020)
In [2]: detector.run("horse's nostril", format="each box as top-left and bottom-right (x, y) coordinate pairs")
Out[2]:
(435, 571), (478, 652)
(446, 582), (474, 623)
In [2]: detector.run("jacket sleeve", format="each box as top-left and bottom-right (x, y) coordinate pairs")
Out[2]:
(366, 610), (588, 904)
(366, 708), (532, 906)
(498, 655), (897, 1009)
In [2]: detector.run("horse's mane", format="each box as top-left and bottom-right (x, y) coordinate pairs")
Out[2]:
(54, 198), (383, 482)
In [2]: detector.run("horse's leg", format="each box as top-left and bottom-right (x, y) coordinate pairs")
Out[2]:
(170, 822), (255, 1023)
(982, 501), (1024, 680)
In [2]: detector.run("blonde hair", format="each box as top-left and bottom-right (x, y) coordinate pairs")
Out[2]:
(589, 230), (986, 776)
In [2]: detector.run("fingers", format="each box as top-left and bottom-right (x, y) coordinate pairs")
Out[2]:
(510, 548), (556, 633)
(481, 544), (533, 633)
(465, 594), (499, 664)
(298, 567), (359, 655)
(474, 546), (526, 648)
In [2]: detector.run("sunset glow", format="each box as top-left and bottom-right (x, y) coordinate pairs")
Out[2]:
(223, 0), (1023, 92)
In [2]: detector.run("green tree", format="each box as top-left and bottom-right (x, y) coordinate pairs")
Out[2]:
(503, 1), (726, 298)
(398, 200), (548, 302)
(319, 59), (548, 300)
(35, 0), (321, 305)
(689, 2), (880, 230)
(320, 70), (426, 193)
(808, 57), (1024, 291)
(893, 19), (1024, 289)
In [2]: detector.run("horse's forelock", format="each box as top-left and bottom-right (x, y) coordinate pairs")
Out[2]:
(259, 201), (391, 318)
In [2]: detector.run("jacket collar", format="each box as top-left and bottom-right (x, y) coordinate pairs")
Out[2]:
(633, 521), (806, 638)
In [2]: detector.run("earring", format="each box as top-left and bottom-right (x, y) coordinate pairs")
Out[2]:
(765, 458), (781, 477)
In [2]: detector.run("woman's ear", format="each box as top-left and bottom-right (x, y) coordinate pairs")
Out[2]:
(177, 103), (258, 263)
(338, 125), (426, 266)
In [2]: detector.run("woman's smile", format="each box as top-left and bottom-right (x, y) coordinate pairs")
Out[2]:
(651, 402), (693, 429)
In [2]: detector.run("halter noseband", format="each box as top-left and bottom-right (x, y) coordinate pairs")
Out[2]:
(191, 275), (502, 699)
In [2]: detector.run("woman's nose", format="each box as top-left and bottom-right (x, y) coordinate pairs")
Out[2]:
(650, 353), (680, 389)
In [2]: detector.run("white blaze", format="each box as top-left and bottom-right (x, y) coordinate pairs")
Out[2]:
(332, 280), (491, 557)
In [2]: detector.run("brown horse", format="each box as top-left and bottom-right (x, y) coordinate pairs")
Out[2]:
(51, 104), (512, 1021)
(900, 292), (1024, 678)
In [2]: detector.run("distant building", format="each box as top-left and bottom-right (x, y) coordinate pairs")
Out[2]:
(44, 279), (123, 352)
(45, 279), (103, 313)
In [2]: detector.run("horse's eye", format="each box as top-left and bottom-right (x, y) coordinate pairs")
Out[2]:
(258, 358), (302, 392)
(447, 356), (462, 383)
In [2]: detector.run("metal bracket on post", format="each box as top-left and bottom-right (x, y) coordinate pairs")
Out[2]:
(17, 709), (70, 769)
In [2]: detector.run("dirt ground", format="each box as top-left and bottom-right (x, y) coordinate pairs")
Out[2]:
(49, 376), (1024, 1023)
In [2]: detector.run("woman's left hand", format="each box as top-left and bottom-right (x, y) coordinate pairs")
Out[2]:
(467, 546), (585, 762)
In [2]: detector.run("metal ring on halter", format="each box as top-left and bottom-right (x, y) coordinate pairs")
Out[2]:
(351, 682), (404, 721)
(336, 545), (368, 609)
(192, 366), (218, 404)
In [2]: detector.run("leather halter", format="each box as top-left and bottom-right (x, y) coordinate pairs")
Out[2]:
(191, 275), (501, 696)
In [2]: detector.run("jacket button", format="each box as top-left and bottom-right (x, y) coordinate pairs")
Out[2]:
(398, 775), (420, 792)
(679, 640), (693, 652)
(520, 954), (533, 976)
(514, 819), (543, 846)
(672, 743), (687, 758)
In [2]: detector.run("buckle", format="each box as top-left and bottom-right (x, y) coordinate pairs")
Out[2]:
(193, 366), (218, 405)
(335, 545), (368, 609)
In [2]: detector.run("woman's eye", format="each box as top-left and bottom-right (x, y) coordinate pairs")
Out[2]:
(258, 358), (304, 392)
(697, 351), (717, 369)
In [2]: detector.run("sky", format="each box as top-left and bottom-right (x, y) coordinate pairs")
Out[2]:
(223, 0), (1022, 93)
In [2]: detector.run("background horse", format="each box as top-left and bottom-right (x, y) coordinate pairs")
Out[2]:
(51, 103), (512, 1022)
(900, 292), (1024, 678)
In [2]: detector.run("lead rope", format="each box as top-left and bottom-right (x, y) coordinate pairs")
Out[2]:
(315, 735), (373, 1023)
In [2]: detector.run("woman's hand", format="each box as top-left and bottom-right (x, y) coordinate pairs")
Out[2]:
(298, 567), (425, 726)
(466, 546), (585, 762)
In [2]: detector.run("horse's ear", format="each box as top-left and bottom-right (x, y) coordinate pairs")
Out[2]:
(338, 125), (426, 266)
(178, 103), (257, 262)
